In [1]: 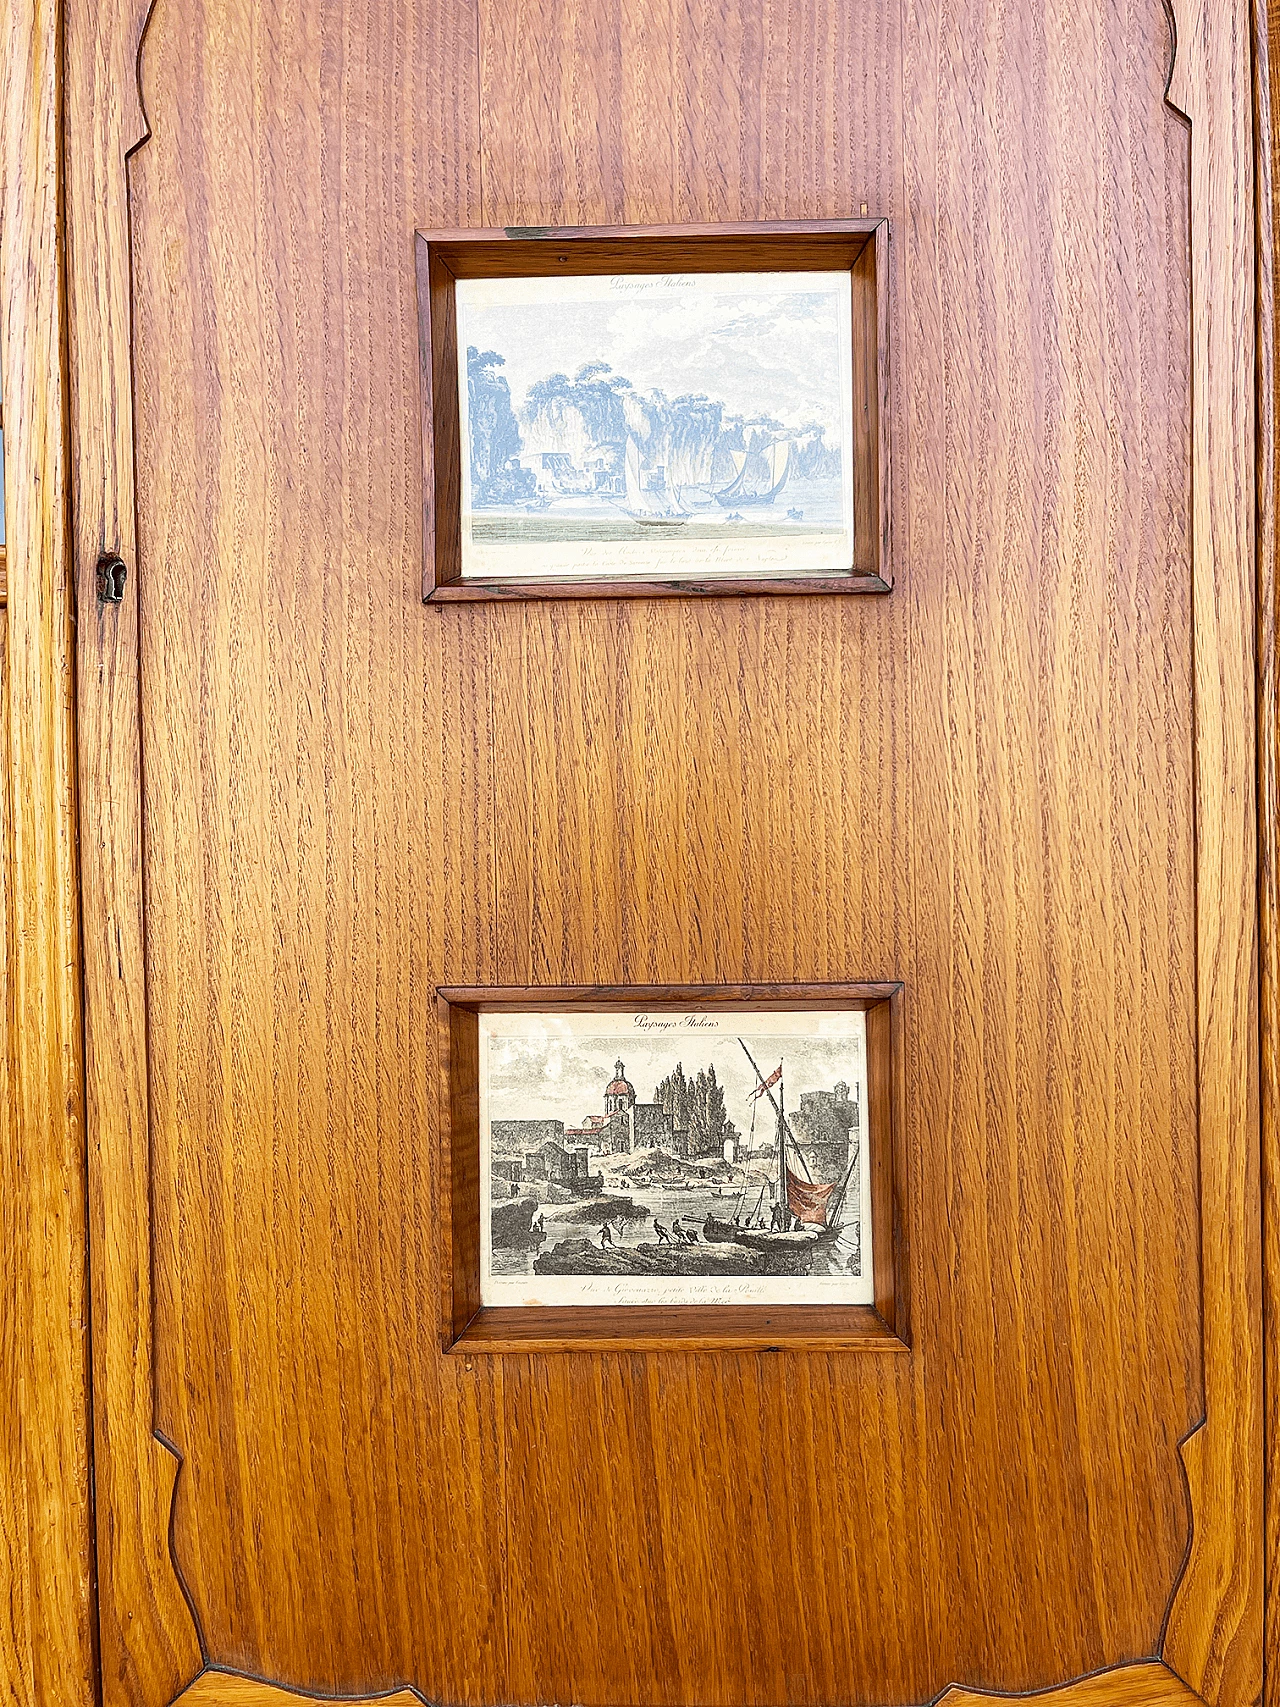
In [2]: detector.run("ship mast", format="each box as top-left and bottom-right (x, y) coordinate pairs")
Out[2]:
(737, 1038), (813, 1182)
(776, 1079), (789, 1229)
(824, 1140), (859, 1232)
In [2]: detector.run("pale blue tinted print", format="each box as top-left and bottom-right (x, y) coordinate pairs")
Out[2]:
(455, 272), (854, 574)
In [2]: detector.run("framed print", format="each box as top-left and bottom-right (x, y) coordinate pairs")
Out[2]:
(437, 983), (908, 1352)
(416, 220), (890, 601)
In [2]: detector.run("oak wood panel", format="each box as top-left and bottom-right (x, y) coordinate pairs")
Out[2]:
(61, 0), (209, 1695)
(62, 0), (1263, 1703)
(940, 1663), (1205, 1707)
(172, 1659), (1207, 1707)
(481, 1), (1203, 1701)
(0, 0), (97, 1699)
(0, 611), (31, 1707)
(1261, 4), (1280, 1704)
(174, 1671), (421, 1707)
(170, 1657), (1208, 1707)
(112, 0), (508, 1697)
(1159, 0), (1263, 1690)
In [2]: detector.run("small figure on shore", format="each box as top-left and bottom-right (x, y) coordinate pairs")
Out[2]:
(771, 1201), (787, 1232)
(598, 1221), (614, 1250)
(672, 1216), (686, 1243)
(654, 1220), (672, 1244)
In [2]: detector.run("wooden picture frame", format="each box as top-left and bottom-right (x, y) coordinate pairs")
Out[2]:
(435, 982), (909, 1352)
(415, 219), (891, 601)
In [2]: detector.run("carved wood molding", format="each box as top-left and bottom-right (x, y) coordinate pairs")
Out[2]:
(169, 1660), (1203, 1707)
(1158, 0), (1264, 1696)
(62, 0), (205, 1701)
(60, 0), (1267, 1701)
(173, 1671), (425, 1707)
(941, 1661), (1206, 1707)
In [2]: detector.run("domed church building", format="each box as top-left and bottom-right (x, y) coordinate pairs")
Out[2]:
(566, 1057), (682, 1155)
(604, 1061), (636, 1116)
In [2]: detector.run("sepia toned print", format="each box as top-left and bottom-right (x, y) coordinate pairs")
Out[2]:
(455, 271), (856, 580)
(480, 1009), (872, 1307)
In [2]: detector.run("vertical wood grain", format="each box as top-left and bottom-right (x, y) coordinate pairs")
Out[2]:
(1162, 0), (1263, 1695)
(1258, 3), (1278, 1704)
(480, 1), (1204, 1702)
(0, 0), (97, 1698)
(106, 0), (508, 1694)
(901, 0), (1203, 1686)
(0, 613), (33, 1707)
(61, 0), (1263, 1700)
(61, 0), (208, 1695)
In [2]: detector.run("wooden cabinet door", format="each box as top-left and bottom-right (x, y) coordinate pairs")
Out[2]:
(56, 0), (1266, 1702)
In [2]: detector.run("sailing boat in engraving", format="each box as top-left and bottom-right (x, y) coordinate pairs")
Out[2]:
(619, 435), (690, 527)
(702, 1041), (858, 1262)
(714, 439), (792, 507)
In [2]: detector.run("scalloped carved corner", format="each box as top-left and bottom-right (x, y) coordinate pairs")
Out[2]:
(1162, 0), (1193, 120)
(63, 0), (206, 1701)
(124, 0), (161, 157)
(87, 1430), (204, 1704)
(940, 1661), (1205, 1707)
(171, 1662), (1201, 1707)
(171, 1671), (425, 1707)
(1163, 1413), (1262, 1706)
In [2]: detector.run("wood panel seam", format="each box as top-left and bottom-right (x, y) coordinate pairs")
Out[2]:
(1255, 0), (1280, 1695)
(1, 0), (100, 1693)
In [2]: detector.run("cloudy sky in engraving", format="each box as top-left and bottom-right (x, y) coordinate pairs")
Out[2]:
(456, 271), (851, 436)
(485, 1025), (864, 1129)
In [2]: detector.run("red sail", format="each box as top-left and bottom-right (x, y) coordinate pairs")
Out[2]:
(786, 1168), (836, 1226)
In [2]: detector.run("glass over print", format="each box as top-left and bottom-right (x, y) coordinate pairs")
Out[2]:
(456, 271), (856, 581)
(479, 1008), (873, 1308)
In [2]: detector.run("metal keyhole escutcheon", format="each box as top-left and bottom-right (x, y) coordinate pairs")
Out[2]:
(97, 554), (127, 603)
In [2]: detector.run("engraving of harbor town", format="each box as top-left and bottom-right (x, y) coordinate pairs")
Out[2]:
(479, 1009), (872, 1308)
